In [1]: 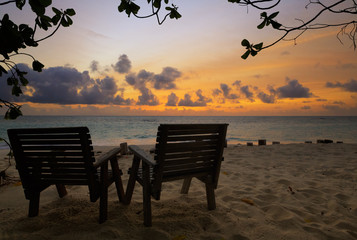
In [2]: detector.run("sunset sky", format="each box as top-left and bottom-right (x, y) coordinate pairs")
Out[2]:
(1, 0), (356, 116)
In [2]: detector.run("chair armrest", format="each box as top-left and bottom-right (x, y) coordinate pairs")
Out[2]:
(129, 145), (157, 166)
(93, 147), (121, 168)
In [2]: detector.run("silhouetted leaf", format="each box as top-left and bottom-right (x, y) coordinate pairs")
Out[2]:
(153, 0), (161, 8)
(128, 2), (140, 16)
(118, 1), (140, 17)
(257, 20), (266, 29)
(64, 16), (73, 26)
(12, 85), (22, 96)
(241, 39), (250, 48)
(253, 42), (263, 50)
(65, 8), (76, 16)
(19, 76), (29, 86)
(118, 1), (128, 13)
(40, 0), (51, 7)
(169, 9), (182, 19)
(241, 50), (250, 59)
(260, 12), (267, 18)
(5, 106), (22, 120)
(271, 20), (282, 29)
(36, 15), (52, 30)
(7, 77), (14, 86)
(16, 0), (26, 10)
(269, 11), (279, 19)
(29, 0), (46, 16)
(32, 60), (44, 72)
(52, 7), (61, 15)
(60, 17), (69, 27)
(52, 14), (61, 25)
(0, 66), (7, 76)
(228, 0), (241, 3)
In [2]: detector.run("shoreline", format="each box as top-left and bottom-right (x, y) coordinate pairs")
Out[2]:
(1, 144), (357, 239)
(1, 139), (354, 151)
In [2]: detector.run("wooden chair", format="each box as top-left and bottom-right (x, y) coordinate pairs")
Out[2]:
(7, 127), (125, 223)
(125, 123), (228, 226)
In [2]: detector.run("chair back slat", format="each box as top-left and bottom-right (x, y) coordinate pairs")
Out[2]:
(152, 124), (228, 194)
(8, 127), (96, 187)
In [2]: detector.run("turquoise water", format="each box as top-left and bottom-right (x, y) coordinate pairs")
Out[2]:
(1, 116), (356, 148)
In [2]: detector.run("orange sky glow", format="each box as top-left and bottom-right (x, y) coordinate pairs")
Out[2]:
(1, 0), (356, 116)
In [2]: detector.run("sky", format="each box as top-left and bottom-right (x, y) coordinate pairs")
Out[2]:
(1, 0), (356, 116)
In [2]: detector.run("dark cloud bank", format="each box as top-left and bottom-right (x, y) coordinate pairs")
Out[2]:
(0, 64), (133, 105)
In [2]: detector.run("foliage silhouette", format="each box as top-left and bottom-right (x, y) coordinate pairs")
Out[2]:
(0, 0), (75, 119)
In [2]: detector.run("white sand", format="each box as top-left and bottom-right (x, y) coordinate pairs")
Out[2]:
(0, 144), (356, 240)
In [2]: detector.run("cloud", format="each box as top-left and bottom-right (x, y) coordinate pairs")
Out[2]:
(257, 92), (276, 104)
(125, 67), (181, 106)
(322, 105), (342, 111)
(136, 87), (159, 106)
(89, 60), (99, 72)
(1, 64), (133, 105)
(257, 85), (277, 103)
(232, 80), (254, 101)
(277, 78), (313, 98)
(232, 80), (241, 87)
(125, 70), (153, 88)
(219, 83), (239, 100)
(301, 106), (311, 110)
(336, 63), (357, 69)
(281, 51), (290, 55)
(332, 101), (345, 105)
(178, 90), (211, 107)
(0, 74), (16, 102)
(125, 67), (180, 90)
(80, 76), (134, 105)
(253, 74), (263, 79)
(240, 85), (254, 102)
(212, 88), (222, 96)
(112, 54), (132, 74)
(152, 67), (180, 90)
(166, 92), (179, 106)
(196, 89), (212, 104)
(125, 72), (159, 105)
(326, 79), (357, 92)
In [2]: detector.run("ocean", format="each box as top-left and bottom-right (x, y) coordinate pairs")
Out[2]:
(1, 116), (356, 149)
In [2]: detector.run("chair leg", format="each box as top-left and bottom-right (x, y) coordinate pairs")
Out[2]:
(55, 184), (67, 198)
(110, 158), (125, 203)
(205, 181), (216, 210)
(142, 162), (152, 227)
(99, 162), (109, 224)
(28, 192), (40, 217)
(180, 177), (192, 194)
(125, 156), (140, 205)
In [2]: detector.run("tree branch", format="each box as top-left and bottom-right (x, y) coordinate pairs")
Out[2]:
(35, 16), (64, 43)
(261, 0), (352, 50)
(0, 0), (16, 6)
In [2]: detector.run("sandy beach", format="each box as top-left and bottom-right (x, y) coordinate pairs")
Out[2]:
(0, 143), (356, 240)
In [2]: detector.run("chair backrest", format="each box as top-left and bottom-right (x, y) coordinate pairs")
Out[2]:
(7, 127), (97, 192)
(152, 124), (228, 195)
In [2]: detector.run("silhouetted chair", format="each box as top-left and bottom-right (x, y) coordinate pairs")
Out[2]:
(7, 127), (125, 223)
(125, 123), (228, 226)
